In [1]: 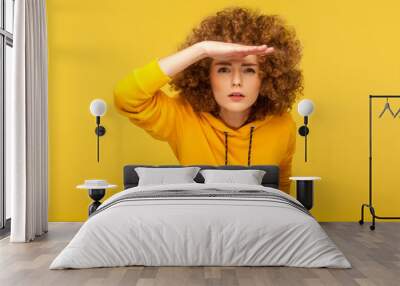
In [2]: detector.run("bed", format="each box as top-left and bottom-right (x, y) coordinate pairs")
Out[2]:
(49, 165), (351, 269)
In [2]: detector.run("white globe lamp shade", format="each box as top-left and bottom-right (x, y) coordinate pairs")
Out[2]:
(90, 99), (107, 117)
(298, 99), (314, 117)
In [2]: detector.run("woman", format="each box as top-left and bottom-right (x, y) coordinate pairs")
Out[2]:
(113, 7), (304, 194)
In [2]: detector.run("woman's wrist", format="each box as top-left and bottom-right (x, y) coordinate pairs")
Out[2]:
(159, 42), (208, 78)
(193, 41), (209, 59)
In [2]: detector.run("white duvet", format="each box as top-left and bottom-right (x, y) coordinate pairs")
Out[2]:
(49, 183), (351, 269)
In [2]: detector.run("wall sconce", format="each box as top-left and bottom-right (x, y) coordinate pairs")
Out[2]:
(297, 99), (315, 162)
(89, 99), (107, 163)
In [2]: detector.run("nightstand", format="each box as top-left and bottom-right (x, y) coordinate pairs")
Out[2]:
(289, 176), (321, 210)
(77, 180), (117, 216)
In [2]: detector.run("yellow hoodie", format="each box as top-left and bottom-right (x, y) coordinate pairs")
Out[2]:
(114, 59), (297, 194)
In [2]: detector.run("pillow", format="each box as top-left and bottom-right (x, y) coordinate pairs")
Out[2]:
(135, 167), (201, 186)
(200, 169), (266, 185)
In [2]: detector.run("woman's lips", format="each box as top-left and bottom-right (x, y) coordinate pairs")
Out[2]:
(229, 93), (245, 101)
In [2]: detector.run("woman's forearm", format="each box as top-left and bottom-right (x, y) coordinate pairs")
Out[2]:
(158, 42), (207, 78)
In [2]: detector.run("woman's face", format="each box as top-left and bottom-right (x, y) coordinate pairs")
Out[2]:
(210, 55), (261, 114)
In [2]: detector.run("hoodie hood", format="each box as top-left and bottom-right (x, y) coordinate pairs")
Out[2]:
(200, 112), (275, 166)
(200, 112), (274, 135)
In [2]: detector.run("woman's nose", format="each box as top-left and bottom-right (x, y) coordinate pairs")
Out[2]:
(231, 69), (242, 87)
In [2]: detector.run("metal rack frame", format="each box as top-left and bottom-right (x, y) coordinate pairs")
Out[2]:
(359, 95), (400, 230)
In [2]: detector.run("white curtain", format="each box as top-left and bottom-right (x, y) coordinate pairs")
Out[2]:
(8, 0), (49, 242)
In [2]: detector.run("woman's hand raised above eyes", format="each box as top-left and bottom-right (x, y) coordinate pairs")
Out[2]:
(158, 41), (274, 78)
(197, 40), (274, 60)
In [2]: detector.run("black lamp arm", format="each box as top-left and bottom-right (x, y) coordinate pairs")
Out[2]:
(94, 116), (106, 162)
(304, 115), (308, 125)
(297, 116), (310, 162)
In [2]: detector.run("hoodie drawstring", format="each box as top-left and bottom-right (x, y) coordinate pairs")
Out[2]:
(224, 126), (255, 166)
(248, 126), (255, 166)
(224, 131), (229, 165)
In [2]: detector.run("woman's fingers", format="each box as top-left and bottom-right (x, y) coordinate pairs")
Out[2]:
(234, 45), (273, 56)
(209, 42), (274, 60)
(265, 47), (275, 53)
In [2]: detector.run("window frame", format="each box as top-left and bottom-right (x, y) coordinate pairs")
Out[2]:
(0, 0), (14, 233)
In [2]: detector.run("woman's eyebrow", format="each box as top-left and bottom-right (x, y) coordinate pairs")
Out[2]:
(215, 62), (258, 66)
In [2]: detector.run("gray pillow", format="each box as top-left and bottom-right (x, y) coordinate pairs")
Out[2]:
(135, 167), (201, 186)
(200, 169), (266, 185)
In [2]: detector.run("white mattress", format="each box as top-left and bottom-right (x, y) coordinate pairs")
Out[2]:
(49, 183), (351, 269)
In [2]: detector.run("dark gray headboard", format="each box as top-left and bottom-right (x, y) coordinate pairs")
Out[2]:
(123, 165), (279, 190)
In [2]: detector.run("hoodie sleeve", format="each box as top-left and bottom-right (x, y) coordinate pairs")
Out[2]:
(113, 59), (181, 142)
(279, 114), (297, 194)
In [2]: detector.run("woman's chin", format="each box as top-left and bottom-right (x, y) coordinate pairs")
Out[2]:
(222, 104), (251, 113)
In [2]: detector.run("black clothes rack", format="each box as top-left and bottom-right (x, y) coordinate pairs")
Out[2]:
(359, 95), (400, 230)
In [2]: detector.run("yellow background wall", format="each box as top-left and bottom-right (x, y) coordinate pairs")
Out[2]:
(46, 0), (400, 222)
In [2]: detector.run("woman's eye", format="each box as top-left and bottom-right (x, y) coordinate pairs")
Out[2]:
(217, 67), (230, 73)
(244, 68), (256, 73)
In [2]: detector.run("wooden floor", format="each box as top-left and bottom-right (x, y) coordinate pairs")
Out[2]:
(0, 222), (399, 286)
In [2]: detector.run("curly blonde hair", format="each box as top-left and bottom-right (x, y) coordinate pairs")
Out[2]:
(170, 6), (304, 122)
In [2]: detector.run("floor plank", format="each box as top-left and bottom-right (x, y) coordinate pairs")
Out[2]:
(0, 222), (399, 286)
